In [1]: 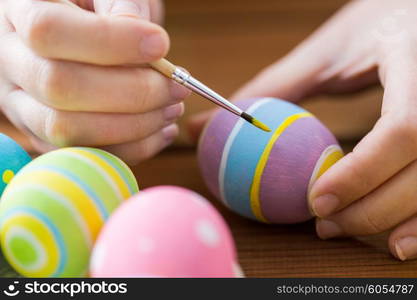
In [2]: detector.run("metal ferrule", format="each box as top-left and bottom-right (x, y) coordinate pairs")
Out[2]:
(172, 67), (243, 117)
(172, 68), (190, 85)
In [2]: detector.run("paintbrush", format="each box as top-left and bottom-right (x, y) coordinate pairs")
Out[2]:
(48, 0), (271, 132)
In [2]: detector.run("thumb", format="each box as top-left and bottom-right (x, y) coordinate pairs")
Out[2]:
(94, 0), (151, 19)
(92, 0), (169, 62)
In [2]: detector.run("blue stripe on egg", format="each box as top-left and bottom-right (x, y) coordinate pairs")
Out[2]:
(20, 165), (108, 219)
(1, 207), (67, 277)
(221, 98), (306, 220)
(82, 148), (137, 195)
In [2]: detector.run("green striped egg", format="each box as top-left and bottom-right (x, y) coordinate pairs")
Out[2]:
(0, 147), (139, 277)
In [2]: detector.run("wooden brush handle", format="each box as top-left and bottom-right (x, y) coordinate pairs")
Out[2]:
(149, 59), (176, 77)
(50, 0), (177, 78)
(49, 0), (79, 9)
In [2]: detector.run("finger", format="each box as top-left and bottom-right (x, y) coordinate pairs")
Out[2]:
(28, 134), (58, 153)
(390, 217), (417, 261)
(309, 48), (417, 218)
(229, 0), (381, 102)
(93, 0), (151, 19)
(230, 49), (328, 102)
(229, 6), (357, 103)
(3, 89), (184, 146)
(5, 0), (169, 64)
(93, 0), (164, 29)
(148, 0), (164, 24)
(310, 115), (417, 218)
(316, 160), (417, 239)
(27, 122), (178, 165)
(25, 121), (177, 165)
(101, 123), (179, 165)
(0, 108), (59, 153)
(0, 34), (188, 113)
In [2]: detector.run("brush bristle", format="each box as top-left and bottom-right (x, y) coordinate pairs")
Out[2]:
(252, 118), (271, 132)
(241, 112), (271, 132)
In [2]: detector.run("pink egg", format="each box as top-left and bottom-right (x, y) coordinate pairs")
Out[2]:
(90, 186), (243, 278)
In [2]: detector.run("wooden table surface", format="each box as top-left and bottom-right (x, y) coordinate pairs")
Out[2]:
(136, 147), (417, 278)
(1, 0), (417, 278)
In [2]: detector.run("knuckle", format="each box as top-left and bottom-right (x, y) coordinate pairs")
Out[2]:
(44, 110), (76, 146)
(134, 115), (164, 140)
(97, 123), (120, 145)
(137, 143), (154, 161)
(132, 120), (148, 140)
(137, 139), (160, 162)
(390, 120), (414, 139)
(39, 61), (70, 108)
(387, 116), (417, 154)
(92, 17), (113, 46)
(343, 152), (373, 193)
(358, 206), (389, 235)
(26, 9), (55, 55)
(133, 70), (163, 112)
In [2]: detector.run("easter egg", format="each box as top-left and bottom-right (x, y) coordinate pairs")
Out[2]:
(90, 186), (242, 278)
(0, 147), (139, 277)
(198, 98), (343, 224)
(0, 133), (31, 197)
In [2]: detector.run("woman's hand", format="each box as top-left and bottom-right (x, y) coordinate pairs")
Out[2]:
(0, 0), (190, 165)
(189, 0), (417, 260)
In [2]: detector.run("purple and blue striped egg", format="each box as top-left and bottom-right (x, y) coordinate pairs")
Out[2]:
(198, 98), (343, 224)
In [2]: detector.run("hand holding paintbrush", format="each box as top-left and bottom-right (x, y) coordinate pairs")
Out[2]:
(0, 0), (190, 164)
(50, 0), (270, 132)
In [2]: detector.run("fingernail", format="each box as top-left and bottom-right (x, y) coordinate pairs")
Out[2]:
(110, 0), (147, 18)
(162, 124), (179, 144)
(316, 219), (343, 239)
(141, 33), (166, 61)
(170, 81), (191, 102)
(164, 103), (184, 124)
(395, 237), (417, 261)
(312, 194), (340, 218)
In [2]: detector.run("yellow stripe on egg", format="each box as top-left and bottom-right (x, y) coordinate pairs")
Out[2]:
(250, 112), (313, 222)
(1, 214), (59, 277)
(307, 144), (344, 194)
(64, 148), (131, 200)
(7, 169), (102, 244)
